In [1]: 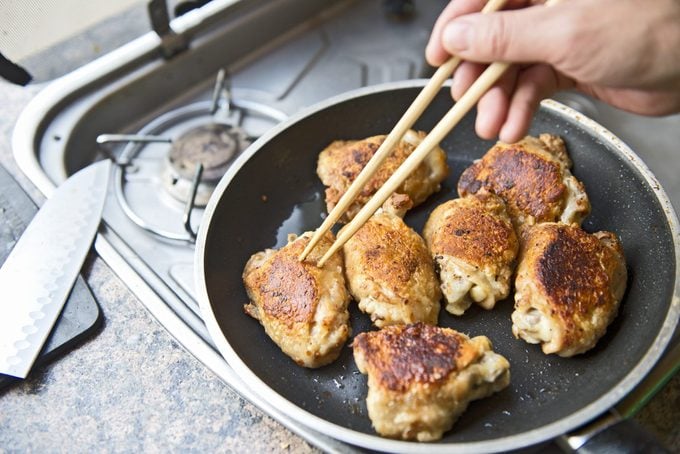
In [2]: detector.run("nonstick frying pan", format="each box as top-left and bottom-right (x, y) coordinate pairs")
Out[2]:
(195, 80), (680, 453)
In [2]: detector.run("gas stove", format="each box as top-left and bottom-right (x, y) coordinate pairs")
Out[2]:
(12, 0), (447, 450)
(12, 0), (680, 451)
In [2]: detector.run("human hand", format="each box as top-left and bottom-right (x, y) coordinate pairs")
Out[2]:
(426, 0), (680, 143)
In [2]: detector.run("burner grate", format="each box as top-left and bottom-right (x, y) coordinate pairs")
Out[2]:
(96, 71), (287, 242)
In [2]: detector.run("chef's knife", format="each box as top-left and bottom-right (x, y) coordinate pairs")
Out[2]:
(0, 160), (111, 379)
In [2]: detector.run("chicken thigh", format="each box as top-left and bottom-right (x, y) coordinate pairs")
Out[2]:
(353, 323), (510, 441)
(458, 134), (590, 237)
(317, 129), (448, 222)
(512, 223), (627, 357)
(343, 194), (441, 327)
(423, 194), (519, 315)
(243, 232), (351, 368)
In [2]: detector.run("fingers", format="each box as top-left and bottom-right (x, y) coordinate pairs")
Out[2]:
(450, 62), (520, 140)
(426, 0), (534, 66)
(440, 2), (568, 64)
(474, 66), (519, 140)
(577, 84), (680, 117)
(426, 0), (486, 66)
(451, 62), (485, 100)
(431, 0), (680, 140)
(498, 65), (572, 143)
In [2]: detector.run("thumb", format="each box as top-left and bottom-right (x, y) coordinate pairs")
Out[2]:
(441, 4), (567, 64)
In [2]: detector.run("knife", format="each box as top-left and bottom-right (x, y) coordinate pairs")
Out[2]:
(0, 160), (111, 379)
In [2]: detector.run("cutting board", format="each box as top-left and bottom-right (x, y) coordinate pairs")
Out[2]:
(0, 163), (101, 389)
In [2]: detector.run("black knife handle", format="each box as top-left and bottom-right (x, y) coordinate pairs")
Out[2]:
(0, 52), (32, 86)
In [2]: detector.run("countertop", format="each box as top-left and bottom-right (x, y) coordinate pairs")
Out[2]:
(0, 78), (679, 453)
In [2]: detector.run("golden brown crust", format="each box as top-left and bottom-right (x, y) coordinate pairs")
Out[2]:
(532, 225), (611, 318)
(424, 194), (518, 269)
(317, 130), (448, 222)
(422, 194), (518, 314)
(513, 223), (627, 355)
(353, 324), (510, 441)
(353, 324), (477, 392)
(323, 136), (381, 200)
(343, 204), (441, 326)
(242, 232), (351, 367)
(244, 239), (319, 325)
(458, 140), (564, 222)
(351, 217), (426, 287)
(457, 135), (589, 235)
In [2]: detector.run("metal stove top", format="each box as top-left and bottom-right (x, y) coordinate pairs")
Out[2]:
(12, 0), (447, 450)
(11, 0), (680, 451)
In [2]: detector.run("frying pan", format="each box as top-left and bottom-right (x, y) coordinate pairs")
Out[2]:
(195, 80), (680, 453)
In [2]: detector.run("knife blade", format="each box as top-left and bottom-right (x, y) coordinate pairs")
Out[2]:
(0, 160), (111, 378)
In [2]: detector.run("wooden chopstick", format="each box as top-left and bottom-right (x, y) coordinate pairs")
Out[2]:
(298, 0), (510, 262)
(316, 0), (563, 266)
(298, 57), (462, 262)
(318, 61), (512, 266)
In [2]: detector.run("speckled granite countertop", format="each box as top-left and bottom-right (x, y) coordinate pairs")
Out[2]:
(0, 79), (678, 453)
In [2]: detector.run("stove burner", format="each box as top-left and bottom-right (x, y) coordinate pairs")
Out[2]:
(168, 124), (246, 180)
(164, 123), (251, 206)
(97, 69), (287, 242)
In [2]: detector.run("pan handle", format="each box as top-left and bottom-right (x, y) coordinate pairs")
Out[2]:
(557, 412), (671, 453)
(559, 337), (680, 453)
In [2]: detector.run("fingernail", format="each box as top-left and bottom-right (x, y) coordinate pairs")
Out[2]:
(443, 21), (472, 53)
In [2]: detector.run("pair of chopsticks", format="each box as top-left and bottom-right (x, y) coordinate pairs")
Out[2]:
(301, 0), (560, 267)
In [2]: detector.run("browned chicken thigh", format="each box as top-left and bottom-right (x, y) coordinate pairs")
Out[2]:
(458, 134), (590, 237)
(423, 194), (519, 315)
(343, 195), (441, 327)
(243, 232), (351, 368)
(353, 323), (510, 441)
(317, 129), (448, 222)
(512, 223), (627, 357)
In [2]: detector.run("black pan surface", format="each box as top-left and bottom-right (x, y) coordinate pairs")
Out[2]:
(196, 82), (679, 452)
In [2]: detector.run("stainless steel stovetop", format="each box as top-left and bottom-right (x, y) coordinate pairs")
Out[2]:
(11, 0), (680, 451)
(12, 0), (448, 451)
